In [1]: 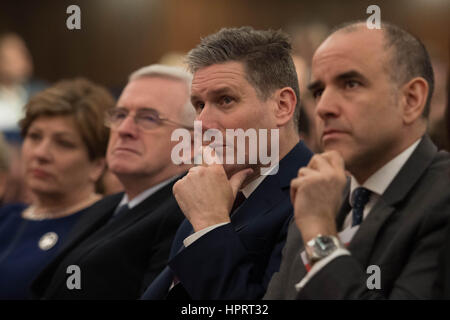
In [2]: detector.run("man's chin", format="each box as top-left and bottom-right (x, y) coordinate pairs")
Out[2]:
(108, 163), (136, 176)
(323, 143), (346, 157)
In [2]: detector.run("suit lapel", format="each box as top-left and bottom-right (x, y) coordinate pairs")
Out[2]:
(59, 193), (123, 252)
(378, 135), (437, 205)
(232, 175), (286, 232)
(173, 143), (312, 245)
(346, 135), (437, 265)
(38, 181), (179, 297)
(336, 182), (351, 231)
(78, 180), (177, 246)
(232, 141), (313, 233)
(347, 198), (395, 265)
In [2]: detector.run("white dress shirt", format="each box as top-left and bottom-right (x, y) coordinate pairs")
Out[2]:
(114, 175), (180, 215)
(295, 138), (421, 291)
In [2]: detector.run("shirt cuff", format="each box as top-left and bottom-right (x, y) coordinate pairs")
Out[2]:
(183, 222), (229, 247)
(295, 248), (350, 292)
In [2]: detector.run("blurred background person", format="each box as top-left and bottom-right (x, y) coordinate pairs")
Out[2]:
(0, 131), (27, 206)
(427, 56), (449, 151)
(0, 32), (47, 142)
(0, 33), (48, 206)
(0, 77), (115, 299)
(293, 54), (321, 153)
(289, 23), (329, 153)
(158, 51), (188, 69)
(0, 145), (30, 206)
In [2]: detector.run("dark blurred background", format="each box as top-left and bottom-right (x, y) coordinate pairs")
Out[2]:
(0, 0), (447, 89)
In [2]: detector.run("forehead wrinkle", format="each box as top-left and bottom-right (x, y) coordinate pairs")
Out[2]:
(191, 65), (249, 98)
(312, 50), (376, 86)
(192, 78), (245, 100)
(117, 91), (159, 108)
(313, 29), (390, 80)
(119, 77), (188, 113)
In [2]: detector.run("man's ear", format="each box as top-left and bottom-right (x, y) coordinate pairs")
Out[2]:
(400, 77), (429, 125)
(273, 87), (297, 127)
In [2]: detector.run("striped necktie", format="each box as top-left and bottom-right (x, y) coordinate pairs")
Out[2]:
(351, 187), (371, 226)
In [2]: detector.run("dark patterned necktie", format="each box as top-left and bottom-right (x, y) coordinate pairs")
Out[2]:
(108, 204), (130, 223)
(351, 187), (371, 226)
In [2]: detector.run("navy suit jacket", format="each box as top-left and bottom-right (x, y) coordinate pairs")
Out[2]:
(141, 141), (313, 300)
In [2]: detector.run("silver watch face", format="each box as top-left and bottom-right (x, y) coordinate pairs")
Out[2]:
(307, 235), (340, 261)
(315, 236), (338, 256)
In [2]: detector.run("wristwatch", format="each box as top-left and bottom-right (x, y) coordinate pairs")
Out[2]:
(305, 234), (343, 263)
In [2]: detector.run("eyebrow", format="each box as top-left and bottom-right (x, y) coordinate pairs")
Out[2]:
(209, 87), (234, 97)
(115, 106), (159, 114)
(307, 80), (323, 93)
(335, 70), (368, 83)
(28, 126), (75, 137)
(53, 132), (77, 139)
(190, 94), (201, 104)
(191, 86), (236, 102)
(307, 70), (368, 92)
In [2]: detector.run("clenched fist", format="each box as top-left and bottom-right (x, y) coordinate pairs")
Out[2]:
(173, 147), (253, 232)
(290, 151), (347, 243)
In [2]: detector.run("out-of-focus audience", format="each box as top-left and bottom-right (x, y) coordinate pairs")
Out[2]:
(293, 54), (321, 153)
(0, 78), (115, 299)
(0, 141), (30, 206)
(0, 33), (48, 207)
(158, 51), (188, 69)
(289, 24), (329, 153)
(0, 33), (47, 142)
(427, 57), (449, 151)
(31, 65), (194, 299)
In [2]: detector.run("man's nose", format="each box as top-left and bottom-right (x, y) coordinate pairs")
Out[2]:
(315, 88), (341, 120)
(196, 105), (219, 132)
(117, 114), (139, 138)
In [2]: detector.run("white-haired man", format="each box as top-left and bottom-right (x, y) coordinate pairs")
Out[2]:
(31, 65), (196, 299)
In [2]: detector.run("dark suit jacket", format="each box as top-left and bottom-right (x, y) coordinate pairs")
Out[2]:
(264, 136), (450, 299)
(31, 179), (185, 299)
(141, 142), (313, 300)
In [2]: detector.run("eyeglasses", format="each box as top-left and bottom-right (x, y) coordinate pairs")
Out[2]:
(105, 108), (194, 131)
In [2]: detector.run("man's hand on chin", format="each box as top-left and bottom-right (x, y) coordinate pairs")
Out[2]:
(290, 151), (347, 243)
(173, 147), (253, 232)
